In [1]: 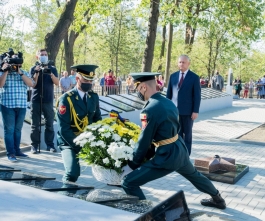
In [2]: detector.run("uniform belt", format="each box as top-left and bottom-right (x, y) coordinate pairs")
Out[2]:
(152, 134), (179, 148)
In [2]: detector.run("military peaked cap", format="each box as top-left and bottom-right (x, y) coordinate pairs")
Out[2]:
(71, 64), (98, 80)
(130, 72), (160, 88)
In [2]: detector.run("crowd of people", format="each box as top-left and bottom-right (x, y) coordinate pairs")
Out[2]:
(99, 70), (122, 95)
(98, 71), (165, 96)
(232, 76), (265, 99)
(199, 71), (265, 99)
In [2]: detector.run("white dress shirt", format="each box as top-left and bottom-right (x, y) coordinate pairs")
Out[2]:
(172, 70), (189, 108)
(77, 88), (87, 100)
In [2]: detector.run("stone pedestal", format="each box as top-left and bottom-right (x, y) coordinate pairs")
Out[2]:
(194, 155), (249, 184)
(194, 155), (236, 173)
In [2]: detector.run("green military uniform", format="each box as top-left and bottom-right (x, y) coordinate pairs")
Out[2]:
(56, 65), (102, 182)
(122, 73), (218, 200)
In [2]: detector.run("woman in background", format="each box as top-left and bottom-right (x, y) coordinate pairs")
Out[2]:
(243, 82), (249, 99)
(233, 77), (242, 98)
(158, 75), (165, 91)
(249, 78), (254, 98)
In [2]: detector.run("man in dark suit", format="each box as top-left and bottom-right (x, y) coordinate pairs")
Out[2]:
(166, 55), (201, 155)
(56, 64), (102, 183)
(121, 72), (226, 210)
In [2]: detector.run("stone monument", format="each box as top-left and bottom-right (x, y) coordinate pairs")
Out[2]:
(194, 155), (249, 184)
(195, 155), (236, 173)
(226, 68), (233, 95)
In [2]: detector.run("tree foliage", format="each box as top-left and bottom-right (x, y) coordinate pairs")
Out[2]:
(1, 0), (265, 83)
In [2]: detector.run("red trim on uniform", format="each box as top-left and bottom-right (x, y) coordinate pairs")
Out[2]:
(141, 119), (147, 130)
(59, 105), (66, 115)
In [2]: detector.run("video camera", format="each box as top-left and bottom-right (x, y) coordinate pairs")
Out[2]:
(0, 48), (24, 72)
(35, 60), (54, 74)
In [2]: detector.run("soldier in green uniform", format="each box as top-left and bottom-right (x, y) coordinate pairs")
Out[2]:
(56, 64), (102, 183)
(121, 72), (226, 209)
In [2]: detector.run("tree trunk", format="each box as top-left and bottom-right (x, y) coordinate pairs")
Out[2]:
(207, 40), (213, 77)
(115, 10), (123, 75)
(64, 30), (77, 73)
(64, 11), (90, 73)
(141, 0), (160, 72)
(185, 23), (196, 53)
(45, 0), (78, 64)
(59, 47), (64, 78)
(164, 23), (173, 87)
(157, 25), (166, 72)
(184, 4), (200, 53)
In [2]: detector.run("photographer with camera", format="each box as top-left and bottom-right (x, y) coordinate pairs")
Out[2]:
(29, 48), (59, 154)
(0, 49), (35, 162)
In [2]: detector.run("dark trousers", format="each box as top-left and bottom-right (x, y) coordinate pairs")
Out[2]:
(1, 106), (26, 156)
(122, 161), (218, 200)
(235, 89), (241, 97)
(61, 148), (80, 182)
(178, 115), (193, 155)
(30, 102), (54, 148)
(216, 85), (222, 91)
(106, 86), (116, 95)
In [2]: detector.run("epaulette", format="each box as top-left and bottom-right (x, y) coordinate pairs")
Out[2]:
(55, 94), (64, 107)
(56, 92), (72, 107)
(88, 90), (96, 94)
(67, 91), (74, 96)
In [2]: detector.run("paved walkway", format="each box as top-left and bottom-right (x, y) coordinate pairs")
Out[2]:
(1, 98), (265, 220)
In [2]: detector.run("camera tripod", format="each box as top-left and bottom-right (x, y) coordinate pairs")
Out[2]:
(38, 68), (44, 153)
(37, 67), (52, 153)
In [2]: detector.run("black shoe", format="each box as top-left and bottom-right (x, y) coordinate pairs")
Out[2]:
(201, 191), (226, 209)
(31, 146), (38, 154)
(47, 147), (57, 153)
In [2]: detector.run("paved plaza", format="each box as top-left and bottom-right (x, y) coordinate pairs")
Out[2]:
(0, 98), (265, 220)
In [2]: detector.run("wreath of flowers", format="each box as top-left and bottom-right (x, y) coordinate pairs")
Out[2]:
(74, 117), (141, 173)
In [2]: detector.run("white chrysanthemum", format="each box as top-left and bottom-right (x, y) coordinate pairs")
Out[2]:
(96, 140), (105, 147)
(103, 157), (110, 164)
(79, 139), (87, 147)
(90, 142), (97, 147)
(88, 135), (96, 141)
(107, 143), (120, 160)
(76, 133), (85, 141)
(114, 160), (122, 167)
(129, 139), (135, 146)
(102, 125), (110, 129)
(117, 141), (125, 146)
(98, 128), (105, 133)
(103, 132), (111, 138)
(86, 124), (101, 130)
(112, 134), (121, 141)
(74, 140), (80, 145)
(73, 137), (79, 143)
(128, 154), (133, 161)
(84, 132), (93, 138)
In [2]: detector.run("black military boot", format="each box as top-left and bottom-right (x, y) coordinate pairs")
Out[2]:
(201, 191), (226, 209)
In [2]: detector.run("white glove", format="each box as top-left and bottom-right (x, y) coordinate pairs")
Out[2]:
(121, 164), (133, 179)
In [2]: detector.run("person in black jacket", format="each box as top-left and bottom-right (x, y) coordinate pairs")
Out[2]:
(29, 48), (59, 154)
